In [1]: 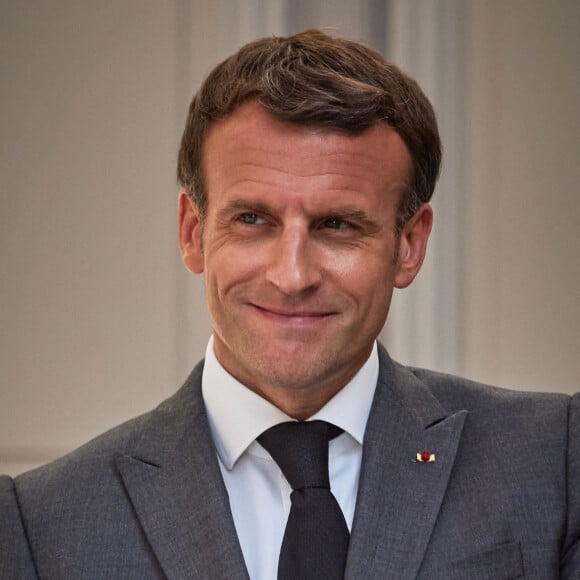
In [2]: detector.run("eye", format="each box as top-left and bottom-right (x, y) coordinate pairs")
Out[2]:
(237, 212), (266, 225)
(322, 217), (352, 230)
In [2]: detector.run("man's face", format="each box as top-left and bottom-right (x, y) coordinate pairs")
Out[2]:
(179, 101), (432, 417)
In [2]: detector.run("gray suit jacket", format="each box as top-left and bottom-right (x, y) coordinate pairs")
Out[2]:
(1, 346), (579, 579)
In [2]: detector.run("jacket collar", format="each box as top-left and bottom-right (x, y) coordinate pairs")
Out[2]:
(114, 361), (249, 580)
(115, 345), (466, 580)
(346, 345), (467, 579)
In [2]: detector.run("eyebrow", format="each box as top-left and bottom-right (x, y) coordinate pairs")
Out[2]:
(324, 209), (378, 225)
(219, 199), (272, 215)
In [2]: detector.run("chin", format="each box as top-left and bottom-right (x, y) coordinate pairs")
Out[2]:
(254, 356), (335, 391)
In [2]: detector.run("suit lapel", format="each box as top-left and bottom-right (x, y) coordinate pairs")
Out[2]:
(346, 348), (467, 579)
(112, 347), (465, 579)
(115, 363), (249, 580)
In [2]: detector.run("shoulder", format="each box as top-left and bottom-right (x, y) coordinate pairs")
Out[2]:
(15, 412), (148, 498)
(1, 361), (209, 576)
(13, 359), (206, 505)
(408, 368), (573, 444)
(376, 343), (574, 445)
(407, 364), (571, 416)
(397, 365), (578, 479)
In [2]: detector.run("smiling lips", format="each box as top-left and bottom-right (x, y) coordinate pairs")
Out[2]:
(249, 303), (336, 323)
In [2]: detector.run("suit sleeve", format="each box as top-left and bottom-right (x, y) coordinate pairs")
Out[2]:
(0, 475), (38, 579)
(561, 392), (580, 578)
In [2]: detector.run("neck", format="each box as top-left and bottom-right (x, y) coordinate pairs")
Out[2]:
(248, 380), (349, 421)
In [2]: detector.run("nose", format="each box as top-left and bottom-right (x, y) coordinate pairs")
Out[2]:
(265, 225), (322, 296)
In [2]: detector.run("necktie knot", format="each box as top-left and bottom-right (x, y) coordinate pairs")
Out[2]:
(258, 420), (343, 490)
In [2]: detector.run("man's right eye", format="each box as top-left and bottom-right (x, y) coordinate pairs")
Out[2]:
(237, 213), (265, 225)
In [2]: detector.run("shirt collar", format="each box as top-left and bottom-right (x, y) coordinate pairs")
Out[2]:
(202, 336), (379, 470)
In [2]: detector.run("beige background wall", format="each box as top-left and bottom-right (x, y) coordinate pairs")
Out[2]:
(462, 1), (580, 392)
(1, 0), (578, 476)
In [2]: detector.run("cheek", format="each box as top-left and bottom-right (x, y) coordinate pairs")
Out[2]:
(324, 247), (393, 291)
(350, 264), (394, 323)
(327, 252), (360, 277)
(205, 245), (264, 294)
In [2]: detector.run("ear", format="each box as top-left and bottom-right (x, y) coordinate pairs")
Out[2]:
(394, 203), (433, 289)
(178, 189), (204, 274)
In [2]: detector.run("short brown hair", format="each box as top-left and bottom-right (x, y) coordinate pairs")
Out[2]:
(177, 29), (441, 232)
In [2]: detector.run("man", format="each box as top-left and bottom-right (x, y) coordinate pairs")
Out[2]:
(1, 29), (578, 579)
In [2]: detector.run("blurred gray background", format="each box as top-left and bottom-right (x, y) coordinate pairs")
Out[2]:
(2, 0), (579, 475)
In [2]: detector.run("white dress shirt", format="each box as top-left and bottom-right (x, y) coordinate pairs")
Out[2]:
(201, 336), (379, 580)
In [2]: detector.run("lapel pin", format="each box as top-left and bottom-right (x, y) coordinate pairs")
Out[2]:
(416, 451), (436, 463)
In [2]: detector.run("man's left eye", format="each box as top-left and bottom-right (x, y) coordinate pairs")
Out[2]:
(323, 218), (351, 230)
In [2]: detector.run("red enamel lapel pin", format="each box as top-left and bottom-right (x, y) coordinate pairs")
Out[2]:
(416, 451), (436, 463)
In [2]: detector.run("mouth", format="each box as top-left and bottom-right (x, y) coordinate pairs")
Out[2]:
(248, 303), (336, 323)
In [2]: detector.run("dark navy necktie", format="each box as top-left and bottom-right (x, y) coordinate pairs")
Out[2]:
(258, 420), (350, 580)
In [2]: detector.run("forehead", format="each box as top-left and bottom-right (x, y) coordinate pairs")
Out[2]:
(201, 101), (411, 205)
